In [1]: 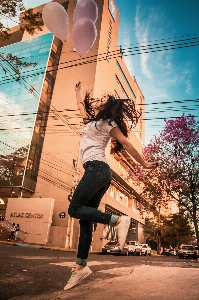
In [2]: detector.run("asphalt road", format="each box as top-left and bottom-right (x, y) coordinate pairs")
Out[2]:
(0, 244), (199, 300)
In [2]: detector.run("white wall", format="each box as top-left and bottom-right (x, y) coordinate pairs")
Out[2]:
(5, 198), (54, 245)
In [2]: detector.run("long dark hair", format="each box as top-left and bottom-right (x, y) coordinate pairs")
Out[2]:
(83, 92), (141, 153)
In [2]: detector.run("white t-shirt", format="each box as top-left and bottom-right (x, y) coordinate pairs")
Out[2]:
(80, 120), (118, 165)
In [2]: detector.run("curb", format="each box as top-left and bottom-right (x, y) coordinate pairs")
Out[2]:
(0, 240), (14, 245)
(0, 240), (103, 254)
(0, 241), (158, 256)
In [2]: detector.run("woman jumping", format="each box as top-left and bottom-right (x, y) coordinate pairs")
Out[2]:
(64, 82), (157, 290)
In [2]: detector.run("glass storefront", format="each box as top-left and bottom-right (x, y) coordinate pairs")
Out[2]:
(0, 33), (62, 191)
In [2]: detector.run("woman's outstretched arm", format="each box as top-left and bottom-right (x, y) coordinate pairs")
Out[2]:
(110, 126), (158, 169)
(75, 82), (88, 119)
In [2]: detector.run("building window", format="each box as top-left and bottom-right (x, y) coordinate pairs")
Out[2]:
(114, 90), (119, 99)
(0, 34), (63, 191)
(115, 75), (128, 99)
(116, 61), (136, 100)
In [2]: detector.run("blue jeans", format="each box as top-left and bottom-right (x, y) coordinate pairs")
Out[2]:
(68, 160), (113, 265)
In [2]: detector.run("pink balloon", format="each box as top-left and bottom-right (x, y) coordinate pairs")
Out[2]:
(72, 18), (97, 57)
(73, 0), (98, 23)
(42, 2), (69, 41)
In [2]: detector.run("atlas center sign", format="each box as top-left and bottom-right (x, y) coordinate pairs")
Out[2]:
(5, 198), (55, 245)
(10, 212), (43, 219)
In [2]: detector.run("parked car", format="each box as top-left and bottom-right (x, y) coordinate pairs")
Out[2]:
(126, 241), (142, 256)
(194, 246), (198, 258)
(102, 241), (118, 254)
(110, 243), (129, 256)
(169, 249), (176, 256)
(178, 245), (195, 259)
(161, 248), (176, 256)
(140, 244), (152, 256)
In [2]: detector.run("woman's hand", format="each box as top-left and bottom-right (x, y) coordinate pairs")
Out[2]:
(75, 81), (81, 92)
(110, 127), (159, 169)
(75, 81), (88, 119)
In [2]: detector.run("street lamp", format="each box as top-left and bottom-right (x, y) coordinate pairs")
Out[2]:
(157, 206), (161, 254)
(0, 198), (5, 204)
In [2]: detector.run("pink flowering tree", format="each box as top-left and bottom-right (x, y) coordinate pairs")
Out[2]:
(128, 115), (199, 247)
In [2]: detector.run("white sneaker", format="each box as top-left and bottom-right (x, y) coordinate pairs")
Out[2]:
(116, 216), (131, 250)
(64, 265), (92, 291)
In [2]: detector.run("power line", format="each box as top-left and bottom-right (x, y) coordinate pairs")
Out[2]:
(118, 33), (199, 47)
(0, 101), (199, 120)
(0, 35), (198, 144)
(0, 60), (83, 188)
(0, 106), (199, 131)
(0, 53), (82, 137)
(37, 170), (73, 192)
(1, 98), (199, 118)
(38, 35), (199, 69)
(20, 34), (199, 70)
(9, 33), (198, 59)
(0, 35), (199, 86)
(1, 100), (199, 119)
(0, 139), (82, 188)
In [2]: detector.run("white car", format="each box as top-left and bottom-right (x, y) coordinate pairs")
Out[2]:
(126, 241), (142, 256)
(140, 244), (152, 256)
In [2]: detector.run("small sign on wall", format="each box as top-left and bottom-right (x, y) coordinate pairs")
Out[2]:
(59, 212), (66, 218)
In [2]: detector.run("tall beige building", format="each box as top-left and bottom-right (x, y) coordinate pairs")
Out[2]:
(0, 0), (148, 250)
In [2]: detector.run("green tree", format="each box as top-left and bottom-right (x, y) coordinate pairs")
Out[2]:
(144, 213), (194, 250)
(160, 214), (195, 249)
(0, 0), (43, 70)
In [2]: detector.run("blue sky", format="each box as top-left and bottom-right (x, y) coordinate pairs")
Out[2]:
(114, 0), (199, 144)
(2, 0), (199, 145)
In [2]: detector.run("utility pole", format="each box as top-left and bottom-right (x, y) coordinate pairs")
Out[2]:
(65, 140), (81, 250)
(157, 206), (161, 254)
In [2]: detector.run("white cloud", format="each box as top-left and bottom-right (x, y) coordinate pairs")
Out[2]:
(185, 78), (192, 94)
(164, 67), (193, 95)
(140, 53), (151, 79)
(135, 6), (152, 79)
(182, 67), (193, 95)
(117, 1), (197, 144)
(0, 92), (33, 155)
(119, 27), (135, 76)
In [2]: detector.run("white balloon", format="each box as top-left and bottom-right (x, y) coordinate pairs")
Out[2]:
(72, 18), (97, 57)
(73, 0), (98, 24)
(42, 2), (69, 41)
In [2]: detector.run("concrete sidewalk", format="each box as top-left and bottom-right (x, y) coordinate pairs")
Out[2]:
(10, 263), (199, 300)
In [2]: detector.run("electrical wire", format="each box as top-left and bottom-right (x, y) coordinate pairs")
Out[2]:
(8, 32), (198, 59)
(37, 170), (73, 192)
(0, 139), (81, 191)
(0, 35), (199, 86)
(0, 58), (83, 190)
(0, 99), (199, 117)
(36, 176), (72, 192)
(1, 98), (199, 117)
(118, 33), (199, 47)
(0, 108), (198, 127)
(0, 138), (79, 172)
(0, 35), (198, 139)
